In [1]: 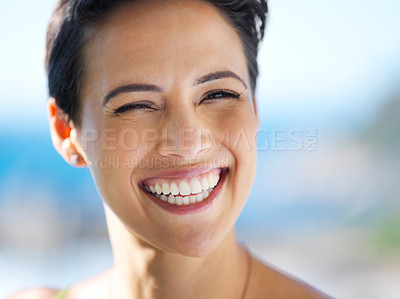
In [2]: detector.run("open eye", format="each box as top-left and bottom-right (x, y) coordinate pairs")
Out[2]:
(200, 89), (241, 104)
(113, 101), (155, 114)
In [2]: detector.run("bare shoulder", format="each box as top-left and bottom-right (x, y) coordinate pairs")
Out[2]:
(248, 255), (333, 299)
(7, 270), (111, 299)
(60, 269), (111, 299)
(6, 288), (59, 299)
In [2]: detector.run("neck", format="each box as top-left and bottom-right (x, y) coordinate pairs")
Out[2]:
(105, 207), (248, 299)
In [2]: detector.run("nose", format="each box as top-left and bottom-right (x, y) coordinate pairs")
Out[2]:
(157, 106), (212, 161)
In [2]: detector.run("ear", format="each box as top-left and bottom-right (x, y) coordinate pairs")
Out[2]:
(48, 98), (86, 167)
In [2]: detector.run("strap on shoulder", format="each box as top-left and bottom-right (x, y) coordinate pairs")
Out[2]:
(54, 289), (68, 299)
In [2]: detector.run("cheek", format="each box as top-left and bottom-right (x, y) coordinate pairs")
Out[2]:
(213, 104), (258, 158)
(213, 104), (258, 194)
(82, 118), (153, 163)
(81, 124), (151, 202)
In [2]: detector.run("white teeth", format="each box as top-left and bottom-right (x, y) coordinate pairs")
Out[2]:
(201, 177), (209, 190)
(162, 182), (170, 195)
(179, 181), (191, 196)
(168, 194), (175, 204)
(190, 179), (202, 194)
(155, 183), (162, 194)
(196, 193), (204, 202)
(144, 170), (222, 205)
(175, 196), (183, 206)
(208, 174), (214, 188)
(150, 188), (214, 206)
(214, 174), (220, 187)
(170, 183), (179, 195)
(189, 195), (197, 204)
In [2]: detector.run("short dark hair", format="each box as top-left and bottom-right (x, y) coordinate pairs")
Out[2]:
(45, 0), (268, 126)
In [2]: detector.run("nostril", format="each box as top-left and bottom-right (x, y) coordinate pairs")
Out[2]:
(156, 127), (210, 160)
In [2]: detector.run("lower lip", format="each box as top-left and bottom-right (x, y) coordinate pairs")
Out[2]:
(141, 169), (227, 215)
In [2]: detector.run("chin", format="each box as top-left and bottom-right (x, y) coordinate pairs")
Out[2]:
(161, 224), (233, 257)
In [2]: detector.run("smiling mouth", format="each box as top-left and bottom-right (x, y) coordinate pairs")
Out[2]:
(142, 168), (221, 205)
(140, 168), (227, 212)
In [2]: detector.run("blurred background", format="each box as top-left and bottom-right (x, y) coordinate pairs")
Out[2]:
(0, 0), (399, 298)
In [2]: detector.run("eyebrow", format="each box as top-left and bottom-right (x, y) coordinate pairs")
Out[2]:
(103, 70), (247, 106)
(104, 84), (163, 106)
(194, 70), (247, 88)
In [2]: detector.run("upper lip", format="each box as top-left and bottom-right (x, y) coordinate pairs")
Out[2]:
(139, 166), (226, 185)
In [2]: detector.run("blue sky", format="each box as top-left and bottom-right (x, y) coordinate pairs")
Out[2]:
(0, 0), (399, 133)
(258, 0), (400, 127)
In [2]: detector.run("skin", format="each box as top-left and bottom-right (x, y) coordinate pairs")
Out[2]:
(9, 1), (330, 298)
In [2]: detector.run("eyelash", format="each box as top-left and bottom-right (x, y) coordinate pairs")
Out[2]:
(113, 101), (154, 114)
(201, 89), (241, 103)
(113, 90), (241, 114)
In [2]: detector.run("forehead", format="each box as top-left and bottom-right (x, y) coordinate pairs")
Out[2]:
(82, 0), (248, 93)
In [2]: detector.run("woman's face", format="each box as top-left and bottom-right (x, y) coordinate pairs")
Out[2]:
(76, 0), (258, 256)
